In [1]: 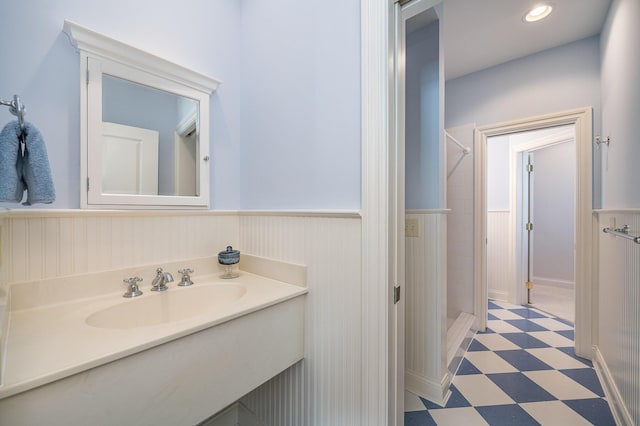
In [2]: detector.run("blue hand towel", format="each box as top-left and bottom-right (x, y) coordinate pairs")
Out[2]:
(0, 121), (25, 202)
(21, 122), (55, 205)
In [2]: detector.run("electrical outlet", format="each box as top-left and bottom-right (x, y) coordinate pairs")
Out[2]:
(405, 218), (420, 237)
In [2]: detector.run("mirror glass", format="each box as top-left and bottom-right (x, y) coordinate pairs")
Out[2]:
(101, 75), (200, 197)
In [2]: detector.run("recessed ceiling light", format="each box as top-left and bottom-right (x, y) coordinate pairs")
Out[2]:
(524, 5), (553, 22)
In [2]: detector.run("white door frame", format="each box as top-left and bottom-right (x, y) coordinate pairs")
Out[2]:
(474, 107), (594, 358)
(361, 0), (442, 423)
(360, 1), (395, 424)
(510, 128), (575, 305)
(394, 0), (442, 419)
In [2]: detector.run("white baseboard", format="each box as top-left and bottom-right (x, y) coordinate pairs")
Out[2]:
(593, 346), (634, 426)
(488, 290), (508, 301)
(405, 369), (451, 407)
(446, 312), (476, 375)
(532, 276), (575, 289)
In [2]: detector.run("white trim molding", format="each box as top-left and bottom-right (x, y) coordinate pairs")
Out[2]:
(391, 0), (444, 420)
(237, 210), (361, 219)
(405, 209), (451, 215)
(475, 107), (593, 358)
(63, 20), (219, 93)
(361, 1), (392, 424)
(405, 370), (451, 407)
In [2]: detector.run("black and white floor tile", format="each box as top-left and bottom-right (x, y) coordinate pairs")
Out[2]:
(405, 300), (616, 425)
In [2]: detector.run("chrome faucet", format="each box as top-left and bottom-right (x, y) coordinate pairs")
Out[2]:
(123, 277), (143, 298)
(151, 268), (174, 291)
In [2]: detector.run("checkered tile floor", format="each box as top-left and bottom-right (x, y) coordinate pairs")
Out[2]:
(405, 300), (616, 425)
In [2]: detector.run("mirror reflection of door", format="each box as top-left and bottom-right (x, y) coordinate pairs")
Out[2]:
(101, 122), (159, 195)
(101, 73), (199, 197)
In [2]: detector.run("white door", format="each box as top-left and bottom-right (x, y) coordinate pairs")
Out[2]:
(101, 122), (159, 195)
(527, 141), (576, 319)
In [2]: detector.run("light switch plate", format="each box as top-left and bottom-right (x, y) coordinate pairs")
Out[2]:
(405, 218), (419, 237)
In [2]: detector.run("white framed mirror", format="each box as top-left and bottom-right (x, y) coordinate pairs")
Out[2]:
(63, 20), (220, 209)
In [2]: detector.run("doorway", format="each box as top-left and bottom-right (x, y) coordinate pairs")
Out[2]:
(486, 125), (576, 322)
(475, 108), (594, 358)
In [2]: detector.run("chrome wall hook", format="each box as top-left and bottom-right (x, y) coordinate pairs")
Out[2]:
(1, 94), (27, 130)
(595, 135), (610, 148)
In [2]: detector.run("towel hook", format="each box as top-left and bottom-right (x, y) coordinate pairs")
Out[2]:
(595, 135), (610, 149)
(1, 94), (27, 132)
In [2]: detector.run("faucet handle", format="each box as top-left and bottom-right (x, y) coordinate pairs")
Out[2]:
(122, 277), (143, 298)
(177, 268), (194, 287)
(151, 267), (172, 291)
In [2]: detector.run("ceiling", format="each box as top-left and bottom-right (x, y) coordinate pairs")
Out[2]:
(441, 0), (612, 80)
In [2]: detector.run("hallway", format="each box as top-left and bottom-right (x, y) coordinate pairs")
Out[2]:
(530, 284), (575, 323)
(404, 300), (615, 425)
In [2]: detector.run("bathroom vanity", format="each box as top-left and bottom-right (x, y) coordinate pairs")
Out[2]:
(0, 254), (307, 425)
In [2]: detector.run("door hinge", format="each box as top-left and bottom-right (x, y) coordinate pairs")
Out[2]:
(526, 222), (533, 231)
(86, 69), (90, 85)
(87, 177), (90, 191)
(527, 163), (534, 173)
(393, 286), (401, 304)
(525, 281), (534, 289)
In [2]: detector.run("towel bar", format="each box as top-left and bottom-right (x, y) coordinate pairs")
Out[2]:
(603, 226), (640, 244)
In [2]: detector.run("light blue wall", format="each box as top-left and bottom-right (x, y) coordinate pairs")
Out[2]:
(1, 0), (361, 210)
(446, 36), (601, 207)
(239, 0), (361, 210)
(600, 0), (640, 209)
(0, 0), (242, 209)
(405, 21), (440, 210)
(445, 36), (601, 130)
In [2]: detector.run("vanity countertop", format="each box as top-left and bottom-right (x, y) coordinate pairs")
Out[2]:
(0, 260), (307, 399)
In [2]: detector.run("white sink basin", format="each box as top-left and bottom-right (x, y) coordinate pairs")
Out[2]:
(1, 258), (307, 423)
(86, 284), (247, 329)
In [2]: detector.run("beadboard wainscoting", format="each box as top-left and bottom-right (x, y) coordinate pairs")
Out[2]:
(405, 211), (449, 405)
(0, 210), (364, 425)
(1, 211), (239, 285)
(487, 210), (510, 301)
(594, 210), (640, 426)
(238, 213), (362, 426)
